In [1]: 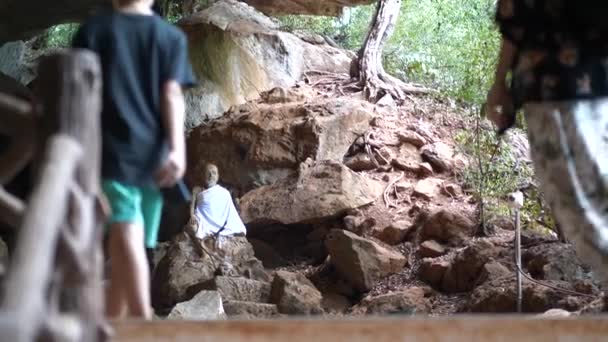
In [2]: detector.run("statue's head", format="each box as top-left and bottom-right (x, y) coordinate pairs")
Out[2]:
(203, 163), (219, 189)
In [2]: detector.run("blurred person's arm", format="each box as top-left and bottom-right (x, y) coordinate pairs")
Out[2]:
(156, 80), (186, 187)
(486, 38), (517, 132)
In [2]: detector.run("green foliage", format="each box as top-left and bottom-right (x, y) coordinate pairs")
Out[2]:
(44, 24), (80, 49)
(279, 0), (500, 106)
(390, 0), (500, 104)
(278, 5), (376, 49)
(455, 123), (531, 206)
(455, 119), (555, 233)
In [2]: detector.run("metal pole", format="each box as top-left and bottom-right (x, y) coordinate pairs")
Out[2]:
(515, 207), (522, 313)
(508, 191), (524, 313)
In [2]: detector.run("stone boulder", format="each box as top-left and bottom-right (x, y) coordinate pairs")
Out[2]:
(152, 233), (267, 311)
(418, 258), (450, 288)
(321, 292), (352, 314)
(239, 161), (383, 226)
(392, 143), (425, 174)
(325, 229), (407, 292)
(0, 41), (34, 85)
(441, 240), (501, 293)
(223, 301), (280, 319)
(179, 0), (353, 127)
(476, 261), (512, 285)
(249, 238), (288, 268)
(373, 220), (413, 246)
(270, 271), (323, 315)
(466, 278), (591, 313)
(356, 287), (429, 315)
(345, 153), (377, 172)
(167, 291), (226, 320)
(421, 142), (455, 173)
(523, 243), (586, 282)
(187, 98), (374, 192)
(418, 209), (475, 245)
(412, 178), (444, 200)
(417, 240), (446, 258)
(198, 276), (271, 303)
(398, 130), (427, 148)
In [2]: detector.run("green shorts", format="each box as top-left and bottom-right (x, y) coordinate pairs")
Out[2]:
(102, 180), (163, 248)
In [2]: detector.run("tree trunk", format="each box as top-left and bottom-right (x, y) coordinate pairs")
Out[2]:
(357, 0), (427, 103)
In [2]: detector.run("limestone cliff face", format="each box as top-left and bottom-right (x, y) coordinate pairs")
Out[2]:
(179, 0), (353, 128)
(0, 0), (110, 43)
(242, 0), (375, 16)
(0, 0), (373, 43)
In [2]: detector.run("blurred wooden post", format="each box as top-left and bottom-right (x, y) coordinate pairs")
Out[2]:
(0, 50), (105, 341)
(1, 136), (82, 342)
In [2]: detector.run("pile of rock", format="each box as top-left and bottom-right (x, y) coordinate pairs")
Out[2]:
(155, 6), (604, 316)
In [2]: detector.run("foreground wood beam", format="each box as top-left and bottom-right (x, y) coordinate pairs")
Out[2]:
(0, 186), (24, 227)
(1, 135), (82, 342)
(114, 317), (608, 342)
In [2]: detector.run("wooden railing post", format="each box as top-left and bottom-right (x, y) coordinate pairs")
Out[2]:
(0, 50), (105, 342)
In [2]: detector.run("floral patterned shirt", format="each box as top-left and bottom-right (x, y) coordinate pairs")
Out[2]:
(496, 0), (608, 110)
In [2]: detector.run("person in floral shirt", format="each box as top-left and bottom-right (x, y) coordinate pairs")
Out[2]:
(487, 0), (608, 287)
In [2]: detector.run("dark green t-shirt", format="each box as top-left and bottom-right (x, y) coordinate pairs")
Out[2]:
(73, 11), (196, 187)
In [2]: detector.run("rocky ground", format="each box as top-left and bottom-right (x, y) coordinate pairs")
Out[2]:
(151, 75), (607, 320)
(0, 0), (605, 324)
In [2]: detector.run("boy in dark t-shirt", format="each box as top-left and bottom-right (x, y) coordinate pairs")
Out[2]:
(73, 0), (196, 319)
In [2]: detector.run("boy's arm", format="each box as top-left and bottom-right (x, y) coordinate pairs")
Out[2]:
(486, 38), (517, 132)
(156, 29), (196, 187)
(493, 38), (517, 87)
(156, 80), (186, 187)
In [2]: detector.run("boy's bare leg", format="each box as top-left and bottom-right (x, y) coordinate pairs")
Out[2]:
(106, 223), (153, 319)
(105, 274), (126, 318)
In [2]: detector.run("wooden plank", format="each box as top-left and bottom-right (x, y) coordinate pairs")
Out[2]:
(1, 135), (82, 342)
(0, 186), (24, 227)
(113, 317), (608, 342)
(35, 49), (105, 342)
(0, 92), (32, 135)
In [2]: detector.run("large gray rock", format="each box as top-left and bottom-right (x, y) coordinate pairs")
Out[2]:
(270, 271), (323, 315)
(0, 41), (34, 85)
(239, 161), (383, 226)
(152, 233), (267, 311)
(168, 291), (226, 320)
(373, 220), (413, 246)
(466, 277), (595, 313)
(523, 243), (586, 282)
(356, 287), (429, 315)
(179, 0), (353, 127)
(187, 97), (374, 192)
(418, 209), (475, 246)
(325, 229), (407, 292)
(199, 276), (271, 303)
(441, 240), (501, 293)
(412, 178), (444, 201)
(223, 301), (280, 319)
